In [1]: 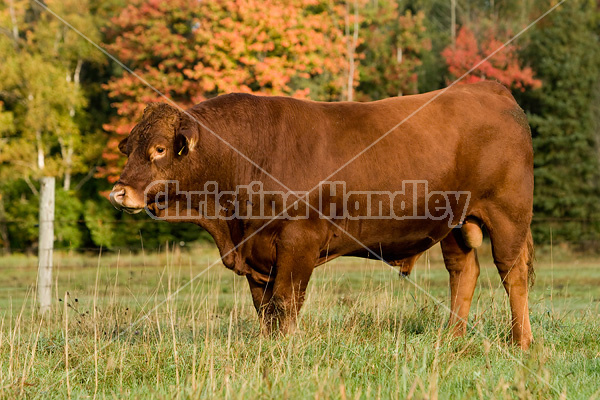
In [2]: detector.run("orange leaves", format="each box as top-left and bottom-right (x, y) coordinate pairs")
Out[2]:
(105, 0), (350, 101)
(98, 0), (352, 181)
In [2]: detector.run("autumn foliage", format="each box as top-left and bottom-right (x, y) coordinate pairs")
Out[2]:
(442, 26), (541, 90)
(98, 0), (355, 181)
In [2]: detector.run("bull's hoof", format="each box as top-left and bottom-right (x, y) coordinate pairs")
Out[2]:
(513, 335), (533, 351)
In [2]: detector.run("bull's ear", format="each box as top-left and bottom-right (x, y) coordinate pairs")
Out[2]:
(174, 133), (188, 156)
(174, 115), (198, 157)
(118, 137), (129, 155)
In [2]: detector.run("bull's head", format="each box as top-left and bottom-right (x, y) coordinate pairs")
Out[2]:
(109, 103), (198, 214)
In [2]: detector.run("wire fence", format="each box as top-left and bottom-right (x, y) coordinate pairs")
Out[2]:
(0, 216), (598, 255)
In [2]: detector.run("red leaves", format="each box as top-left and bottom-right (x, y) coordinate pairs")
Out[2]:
(442, 26), (541, 91)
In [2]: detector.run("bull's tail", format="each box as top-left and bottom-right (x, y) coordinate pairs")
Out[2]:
(523, 228), (535, 287)
(515, 227), (535, 287)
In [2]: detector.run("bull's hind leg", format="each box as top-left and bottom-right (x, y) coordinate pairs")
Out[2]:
(485, 210), (534, 350)
(441, 228), (480, 336)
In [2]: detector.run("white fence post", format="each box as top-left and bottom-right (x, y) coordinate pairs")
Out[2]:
(38, 177), (55, 313)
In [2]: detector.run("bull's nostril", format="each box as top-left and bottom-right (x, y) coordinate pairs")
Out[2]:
(109, 188), (126, 208)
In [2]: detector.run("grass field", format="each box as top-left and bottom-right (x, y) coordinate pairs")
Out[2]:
(0, 243), (599, 399)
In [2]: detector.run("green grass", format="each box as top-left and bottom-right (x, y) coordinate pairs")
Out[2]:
(0, 244), (599, 399)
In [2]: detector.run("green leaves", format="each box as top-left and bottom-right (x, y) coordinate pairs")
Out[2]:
(0, 0), (104, 184)
(517, 0), (600, 245)
(357, 4), (431, 99)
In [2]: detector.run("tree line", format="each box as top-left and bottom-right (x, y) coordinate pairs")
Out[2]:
(0, 0), (599, 253)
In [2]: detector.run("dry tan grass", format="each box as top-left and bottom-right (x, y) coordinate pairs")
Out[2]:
(0, 243), (598, 399)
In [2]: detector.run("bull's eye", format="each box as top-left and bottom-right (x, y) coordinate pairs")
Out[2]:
(151, 146), (167, 161)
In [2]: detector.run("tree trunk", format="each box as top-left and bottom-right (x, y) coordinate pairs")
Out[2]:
(0, 193), (10, 254)
(36, 130), (45, 170)
(345, 0), (359, 102)
(451, 0), (456, 46)
(60, 136), (73, 191)
(62, 58), (82, 191)
(8, 0), (19, 42)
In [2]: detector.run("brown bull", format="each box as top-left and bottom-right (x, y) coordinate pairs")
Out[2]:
(110, 81), (534, 349)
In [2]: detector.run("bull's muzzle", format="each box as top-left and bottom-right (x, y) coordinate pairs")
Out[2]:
(109, 185), (144, 214)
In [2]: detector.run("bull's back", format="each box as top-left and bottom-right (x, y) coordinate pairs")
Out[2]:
(309, 81), (529, 191)
(200, 82), (527, 191)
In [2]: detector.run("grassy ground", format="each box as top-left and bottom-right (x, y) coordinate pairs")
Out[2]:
(0, 243), (599, 399)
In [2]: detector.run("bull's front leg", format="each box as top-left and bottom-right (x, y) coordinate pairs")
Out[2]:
(251, 229), (319, 335)
(247, 276), (275, 335)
